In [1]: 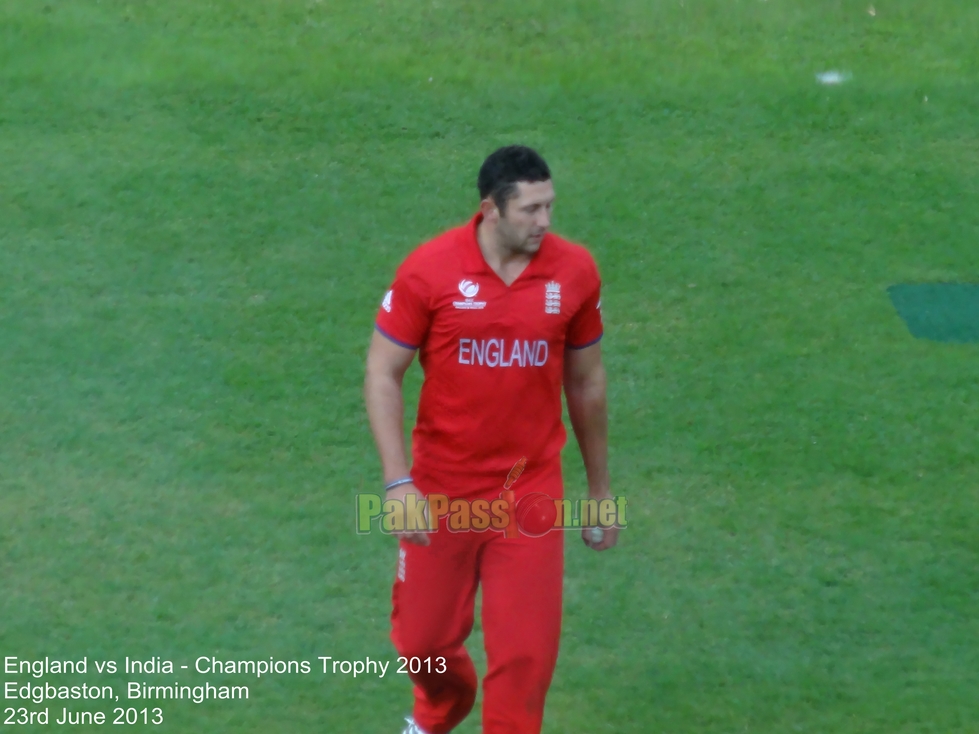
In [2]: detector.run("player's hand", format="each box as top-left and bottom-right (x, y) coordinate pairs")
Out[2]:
(581, 490), (620, 551)
(386, 482), (431, 546)
(582, 524), (619, 551)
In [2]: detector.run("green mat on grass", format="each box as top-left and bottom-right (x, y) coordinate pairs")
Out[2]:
(889, 283), (979, 343)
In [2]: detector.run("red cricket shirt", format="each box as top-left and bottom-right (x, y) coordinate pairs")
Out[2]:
(375, 213), (603, 497)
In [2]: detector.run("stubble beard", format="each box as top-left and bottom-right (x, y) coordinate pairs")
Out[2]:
(498, 218), (542, 256)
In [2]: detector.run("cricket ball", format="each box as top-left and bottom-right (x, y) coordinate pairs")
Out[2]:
(515, 492), (557, 537)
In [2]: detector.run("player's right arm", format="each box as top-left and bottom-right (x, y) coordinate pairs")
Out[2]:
(364, 329), (430, 545)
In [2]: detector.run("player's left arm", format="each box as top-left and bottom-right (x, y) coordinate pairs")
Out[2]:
(564, 342), (618, 551)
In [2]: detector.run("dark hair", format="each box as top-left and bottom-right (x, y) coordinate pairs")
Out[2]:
(477, 145), (551, 213)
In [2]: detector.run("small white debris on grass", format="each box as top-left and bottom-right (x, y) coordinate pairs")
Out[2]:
(816, 71), (850, 85)
(867, 5), (876, 16)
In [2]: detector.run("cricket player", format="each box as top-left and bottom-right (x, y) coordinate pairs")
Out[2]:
(364, 145), (617, 734)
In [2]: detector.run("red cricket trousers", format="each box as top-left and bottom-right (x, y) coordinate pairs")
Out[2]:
(390, 466), (564, 734)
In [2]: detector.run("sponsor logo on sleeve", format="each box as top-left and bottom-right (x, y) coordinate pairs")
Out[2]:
(453, 279), (487, 310)
(381, 289), (393, 312)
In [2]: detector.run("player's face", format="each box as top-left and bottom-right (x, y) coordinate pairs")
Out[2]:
(497, 180), (555, 255)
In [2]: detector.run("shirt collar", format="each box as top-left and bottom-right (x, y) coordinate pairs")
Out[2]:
(460, 212), (490, 274)
(459, 211), (550, 276)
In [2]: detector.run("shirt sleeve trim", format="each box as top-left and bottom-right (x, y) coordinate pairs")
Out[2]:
(374, 324), (420, 350)
(566, 333), (603, 350)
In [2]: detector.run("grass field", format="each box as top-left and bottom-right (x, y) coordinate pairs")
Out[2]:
(2, 1), (979, 731)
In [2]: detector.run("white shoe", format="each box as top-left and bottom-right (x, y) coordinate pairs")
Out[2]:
(401, 716), (430, 734)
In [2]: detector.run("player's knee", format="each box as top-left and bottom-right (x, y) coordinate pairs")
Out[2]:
(395, 624), (472, 660)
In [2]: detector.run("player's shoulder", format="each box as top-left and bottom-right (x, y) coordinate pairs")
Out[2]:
(397, 223), (466, 275)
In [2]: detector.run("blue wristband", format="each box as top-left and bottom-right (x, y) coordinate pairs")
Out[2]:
(384, 477), (414, 492)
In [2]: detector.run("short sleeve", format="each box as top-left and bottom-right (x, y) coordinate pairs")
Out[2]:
(374, 264), (431, 350)
(566, 260), (603, 349)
